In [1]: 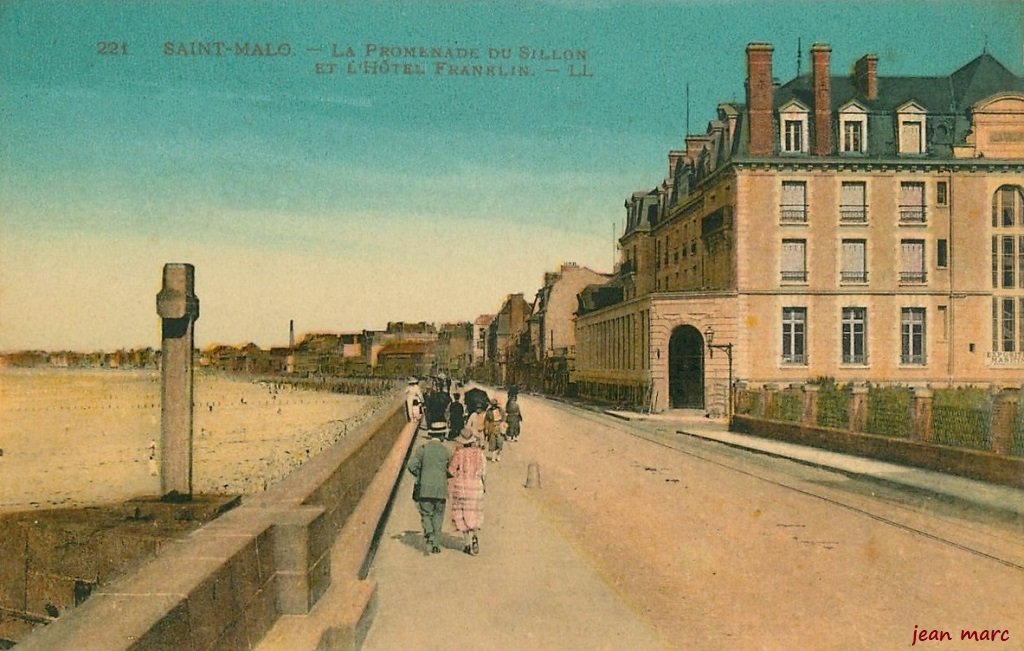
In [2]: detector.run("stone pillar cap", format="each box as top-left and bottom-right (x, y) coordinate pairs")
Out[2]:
(157, 263), (200, 320)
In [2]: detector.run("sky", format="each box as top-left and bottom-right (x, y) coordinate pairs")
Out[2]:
(1, 0), (1022, 351)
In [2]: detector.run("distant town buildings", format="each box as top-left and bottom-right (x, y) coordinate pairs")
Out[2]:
(505, 263), (610, 392)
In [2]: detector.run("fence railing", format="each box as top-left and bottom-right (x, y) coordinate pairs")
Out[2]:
(733, 382), (1022, 459)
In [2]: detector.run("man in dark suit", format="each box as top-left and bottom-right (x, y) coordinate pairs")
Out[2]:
(407, 427), (452, 554)
(447, 393), (466, 441)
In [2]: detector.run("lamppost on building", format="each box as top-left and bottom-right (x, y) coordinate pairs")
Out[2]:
(703, 326), (733, 423)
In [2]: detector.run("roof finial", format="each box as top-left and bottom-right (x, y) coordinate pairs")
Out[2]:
(983, 34), (989, 54)
(796, 37), (803, 77)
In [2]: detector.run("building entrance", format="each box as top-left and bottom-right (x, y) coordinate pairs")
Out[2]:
(668, 325), (704, 409)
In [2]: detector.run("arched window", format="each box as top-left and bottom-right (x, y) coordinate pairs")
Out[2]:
(992, 185), (1024, 227)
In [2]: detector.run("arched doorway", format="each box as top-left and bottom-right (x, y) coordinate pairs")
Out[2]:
(668, 325), (704, 409)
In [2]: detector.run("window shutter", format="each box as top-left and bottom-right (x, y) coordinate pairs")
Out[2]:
(782, 240), (805, 272)
(901, 241), (923, 271)
(841, 182), (864, 206)
(842, 241), (865, 273)
(782, 182), (805, 206)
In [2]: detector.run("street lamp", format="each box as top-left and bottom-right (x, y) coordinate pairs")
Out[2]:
(703, 326), (734, 423)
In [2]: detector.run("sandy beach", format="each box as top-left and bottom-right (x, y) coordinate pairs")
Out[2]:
(0, 368), (380, 512)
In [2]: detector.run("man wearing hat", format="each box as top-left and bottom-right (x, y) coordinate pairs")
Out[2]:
(407, 427), (452, 554)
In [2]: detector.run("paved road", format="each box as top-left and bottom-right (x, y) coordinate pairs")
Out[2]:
(363, 391), (1024, 650)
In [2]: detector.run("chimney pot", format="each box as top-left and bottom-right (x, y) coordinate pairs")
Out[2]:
(811, 43), (832, 155)
(854, 54), (878, 101)
(746, 43), (775, 156)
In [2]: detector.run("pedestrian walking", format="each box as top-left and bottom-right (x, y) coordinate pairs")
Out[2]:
(448, 428), (486, 555)
(405, 378), (423, 424)
(407, 427), (452, 554)
(465, 401), (487, 447)
(448, 393), (466, 441)
(504, 389), (523, 441)
(484, 398), (506, 462)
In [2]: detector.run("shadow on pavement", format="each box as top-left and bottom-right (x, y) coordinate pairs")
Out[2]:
(390, 529), (466, 555)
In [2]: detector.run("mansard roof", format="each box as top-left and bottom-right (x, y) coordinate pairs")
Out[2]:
(774, 52), (1023, 115)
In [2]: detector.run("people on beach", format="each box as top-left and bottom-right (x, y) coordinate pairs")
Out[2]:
(448, 393), (466, 441)
(448, 427), (486, 555)
(484, 398), (506, 462)
(504, 388), (523, 442)
(407, 426), (452, 554)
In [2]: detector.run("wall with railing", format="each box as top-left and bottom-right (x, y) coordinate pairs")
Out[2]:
(733, 381), (1024, 488)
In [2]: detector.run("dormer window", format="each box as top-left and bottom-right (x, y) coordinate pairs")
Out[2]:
(838, 102), (868, 154)
(779, 100), (809, 154)
(897, 101), (927, 155)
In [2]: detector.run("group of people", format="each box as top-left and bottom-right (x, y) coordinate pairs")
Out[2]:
(405, 378), (525, 556)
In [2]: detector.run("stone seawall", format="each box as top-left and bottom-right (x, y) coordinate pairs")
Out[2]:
(15, 397), (415, 651)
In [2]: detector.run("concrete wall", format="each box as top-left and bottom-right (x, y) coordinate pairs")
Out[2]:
(15, 398), (412, 651)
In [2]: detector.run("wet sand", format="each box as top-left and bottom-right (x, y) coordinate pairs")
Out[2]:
(0, 368), (380, 512)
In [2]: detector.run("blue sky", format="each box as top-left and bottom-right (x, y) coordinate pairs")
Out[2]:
(2, 0), (1022, 350)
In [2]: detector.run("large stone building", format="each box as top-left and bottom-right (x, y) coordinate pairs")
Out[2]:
(574, 42), (1024, 414)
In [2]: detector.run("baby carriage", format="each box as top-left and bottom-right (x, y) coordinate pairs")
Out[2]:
(421, 390), (451, 438)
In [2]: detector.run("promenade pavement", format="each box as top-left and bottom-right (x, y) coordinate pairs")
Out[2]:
(360, 395), (1023, 650)
(360, 424), (665, 651)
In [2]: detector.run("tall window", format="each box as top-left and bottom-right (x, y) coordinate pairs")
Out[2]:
(779, 102), (809, 154)
(781, 239), (807, 283)
(841, 240), (867, 283)
(899, 182), (926, 223)
(839, 104), (868, 154)
(990, 186), (1024, 357)
(897, 103), (927, 155)
(936, 239), (948, 269)
(843, 121), (862, 152)
(840, 181), (867, 222)
(901, 308), (926, 364)
(782, 307), (807, 364)
(784, 120), (803, 153)
(900, 240), (926, 284)
(1002, 236), (1015, 288)
(899, 122), (922, 153)
(780, 181), (807, 222)
(842, 307), (867, 364)
(993, 298), (1016, 353)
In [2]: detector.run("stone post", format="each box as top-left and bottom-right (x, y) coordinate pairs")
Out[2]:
(156, 263), (200, 499)
(848, 384), (869, 432)
(761, 384), (777, 419)
(801, 384), (820, 427)
(990, 391), (1019, 455)
(912, 388), (933, 444)
(734, 381), (748, 415)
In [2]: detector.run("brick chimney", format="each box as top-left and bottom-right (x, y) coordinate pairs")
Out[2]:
(745, 43), (774, 156)
(853, 54), (878, 101)
(811, 43), (832, 156)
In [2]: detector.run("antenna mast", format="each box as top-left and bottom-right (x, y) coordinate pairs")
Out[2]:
(685, 82), (690, 135)
(796, 37), (802, 77)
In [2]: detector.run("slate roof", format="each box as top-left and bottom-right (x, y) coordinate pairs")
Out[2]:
(752, 52), (1024, 158)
